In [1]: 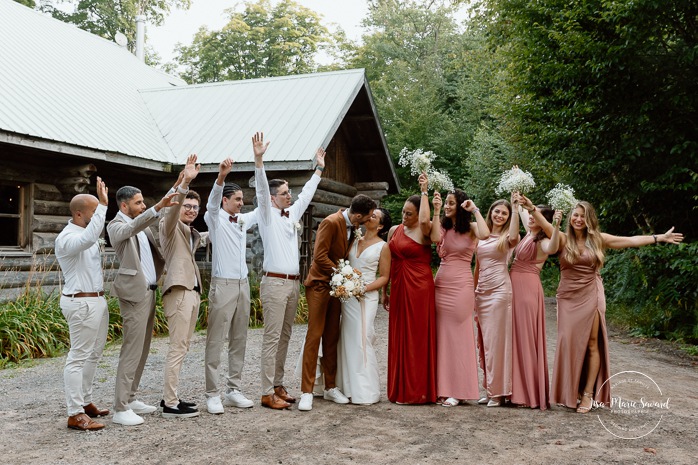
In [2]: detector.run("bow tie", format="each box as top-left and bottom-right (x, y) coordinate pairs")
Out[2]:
(229, 215), (238, 223)
(280, 209), (290, 218)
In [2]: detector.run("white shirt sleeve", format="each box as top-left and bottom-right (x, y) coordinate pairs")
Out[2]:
(55, 204), (107, 258)
(290, 174), (321, 221)
(255, 166), (272, 226)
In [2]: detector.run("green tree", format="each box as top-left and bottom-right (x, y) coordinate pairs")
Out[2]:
(40, 0), (191, 52)
(172, 0), (341, 83)
(14, 0), (36, 8)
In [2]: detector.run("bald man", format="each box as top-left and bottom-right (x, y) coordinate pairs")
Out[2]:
(55, 177), (110, 431)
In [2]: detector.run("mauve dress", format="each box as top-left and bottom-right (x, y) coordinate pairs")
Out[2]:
(551, 250), (611, 408)
(434, 228), (479, 400)
(474, 235), (513, 399)
(387, 225), (437, 404)
(510, 233), (550, 410)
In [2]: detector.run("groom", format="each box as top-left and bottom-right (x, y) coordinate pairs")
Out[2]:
(298, 194), (377, 411)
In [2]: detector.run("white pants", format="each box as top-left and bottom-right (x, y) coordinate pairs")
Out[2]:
(60, 295), (109, 416)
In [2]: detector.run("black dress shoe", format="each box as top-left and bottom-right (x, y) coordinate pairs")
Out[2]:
(160, 399), (198, 409)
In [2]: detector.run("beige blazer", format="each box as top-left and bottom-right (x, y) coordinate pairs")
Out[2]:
(107, 209), (165, 302)
(159, 190), (202, 294)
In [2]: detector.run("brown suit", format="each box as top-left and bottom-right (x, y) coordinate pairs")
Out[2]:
(108, 209), (165, 412)
(158, 189), (202, 406)
(301, 210), (354, 393)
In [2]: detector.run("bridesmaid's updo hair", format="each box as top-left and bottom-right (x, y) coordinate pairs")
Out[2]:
(441, 189), (472, 234)
(377, 208), (392, 240)
(533, 205), (554, 243)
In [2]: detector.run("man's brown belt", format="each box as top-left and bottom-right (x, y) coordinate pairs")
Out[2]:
(263, 272), (300, 280)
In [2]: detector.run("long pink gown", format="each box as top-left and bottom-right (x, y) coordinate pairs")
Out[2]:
(434, 228), (479, 400)
(510, 233), (549, 409)
(551, 250), (611, 408)
(474, 235), (513, 399)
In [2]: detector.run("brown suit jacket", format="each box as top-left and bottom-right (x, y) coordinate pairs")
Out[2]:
(304, 210), (354, 287)
(159, 190), (202, 294)
(107, 209), (165, 302)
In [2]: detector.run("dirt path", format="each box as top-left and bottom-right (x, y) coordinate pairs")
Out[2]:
(1, 299), (696, 464)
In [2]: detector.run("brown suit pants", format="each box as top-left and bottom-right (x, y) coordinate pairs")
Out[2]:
(301, 283), (341, 393)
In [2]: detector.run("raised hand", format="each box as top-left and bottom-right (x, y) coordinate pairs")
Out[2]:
(96, 176), (108, 206)
(252, 132), (270, 159)
(519, 193), (535, 212)
(552, 210), (563, 227)
(432, 191), (442, 211)
(219, 157), (233, 177)
(461, 199), (478, 212)
(156, 191), (179, 211)
(315, 147), (326, 168)
(183, 153), (200, 183)
(418, 172), (428, 192)
(661, 227), (684, 244)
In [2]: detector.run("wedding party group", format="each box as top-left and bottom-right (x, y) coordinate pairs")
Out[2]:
(54, 132), (683, 432)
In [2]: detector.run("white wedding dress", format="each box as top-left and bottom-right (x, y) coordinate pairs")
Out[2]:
(336, 240), (383, 404)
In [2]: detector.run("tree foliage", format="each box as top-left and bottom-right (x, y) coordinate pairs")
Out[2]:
(171, 0), (341, 83)
(14, 0), (36, 8)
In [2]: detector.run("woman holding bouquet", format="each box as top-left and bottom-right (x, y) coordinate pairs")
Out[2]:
(473, 196), (520, 407)
(385, 173), (441, 404)
(552, 202), (683, 413)
(434, 190), (489, 406)
(336, 208), (392, 404)
(510, 194), (562, 410)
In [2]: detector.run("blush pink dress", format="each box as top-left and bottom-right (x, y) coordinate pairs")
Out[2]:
(510, 233), (549, 410)
(474, 235), (514, 399)
(551, 249), (611, 408)
(434, 228), (479, 400)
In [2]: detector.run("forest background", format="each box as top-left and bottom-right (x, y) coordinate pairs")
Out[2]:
(4, 0), (697, 363)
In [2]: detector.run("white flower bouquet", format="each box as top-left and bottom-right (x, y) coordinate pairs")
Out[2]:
(329, 259), (366, 302)
(398, 147), (454, 192)
(546, 183), (578, 213)
(427, 168), (454, 192)
(495, 167), (536, 195)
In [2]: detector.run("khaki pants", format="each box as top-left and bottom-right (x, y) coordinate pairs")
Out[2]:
(260, 276), (299, 395)
(162, 287), (200, 407)
(60, 295), (109, 416)
(114, 290), (157, 412)
(301, 283), (341, 393)
(205, 277), (250, 397)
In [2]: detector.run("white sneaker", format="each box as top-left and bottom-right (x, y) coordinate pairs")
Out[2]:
(298, 393), (313, 411)
(207, 396), (224, 414)
(323, 387), (349, 404)
(477, 397), (489, 405)
(223, 389), (254, 408)
(112, 409), (144, 426)
(127, 400), (157, 414)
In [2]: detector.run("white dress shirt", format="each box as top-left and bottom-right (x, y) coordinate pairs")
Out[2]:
(204, 182), (258, 279)
(117, 209), (158, 286)
(342, 209), (353, 240)
(55, 204), (108, 295)
(255, 166), (321, 275)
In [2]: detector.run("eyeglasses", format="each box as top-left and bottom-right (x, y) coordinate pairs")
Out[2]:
(183, 204), (200, 212)
(274, 189), (292, 197)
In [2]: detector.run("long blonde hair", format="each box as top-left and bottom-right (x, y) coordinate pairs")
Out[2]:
(563, 201), (605, 269)
(485, 199), (513, 253)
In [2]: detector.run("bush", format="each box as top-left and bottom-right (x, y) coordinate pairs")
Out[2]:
(602, 243), (698, 342)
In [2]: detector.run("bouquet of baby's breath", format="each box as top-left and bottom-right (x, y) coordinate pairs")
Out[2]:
(546, 183), (578, 213)
(427, 168), (454, 192)
(495, 167), (536, 195)
(398, 147), (454, 192)
(329, 259), (366, 302)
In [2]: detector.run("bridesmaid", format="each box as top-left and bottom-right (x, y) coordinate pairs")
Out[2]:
(509, 194), (562, 410)
(551, 201), (683, 413)
(434, 189), (489, 406)
(385, 173), (441, 404)
(473, 196), (520, 407)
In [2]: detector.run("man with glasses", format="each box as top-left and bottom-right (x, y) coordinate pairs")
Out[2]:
(158, 154), (203, 418)
(251, 132), (325, 409)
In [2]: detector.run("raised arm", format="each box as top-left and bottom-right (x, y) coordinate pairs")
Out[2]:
(428, 192), (443, 242)
(163, 154), (199, 237)
(290, 147), (325, 219)
(508, 192), (521, 247)
(252, 132), (272, 225)
(418, 173), (434, 238)
(541, 210), (563, 254)
(463, 199), (490, 240)
(108, 192), (177, 244)
(206, 158), (233, 225)
(602, 227), (684, 249)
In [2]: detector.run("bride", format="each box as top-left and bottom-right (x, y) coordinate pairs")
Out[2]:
(336, 208), (392, 404)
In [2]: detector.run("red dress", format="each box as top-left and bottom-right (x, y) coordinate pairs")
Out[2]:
(387, 225), (437, 404)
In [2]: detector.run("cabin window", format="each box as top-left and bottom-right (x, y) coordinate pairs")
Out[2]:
(0, 183), (27, 249)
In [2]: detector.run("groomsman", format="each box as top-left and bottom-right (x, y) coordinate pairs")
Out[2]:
(252, 132), (325, 409)
(159, 154), (203, 418)
(55, 177), (110, 431)
(203, 158), (258, 414)
(107, 186), (177, 426)
(299, 194), (376, 412)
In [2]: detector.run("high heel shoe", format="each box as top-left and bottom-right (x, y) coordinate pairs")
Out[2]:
(487, 397), (502, 407)
(477, 397), (489, 405)
(576, 392), (594, 414)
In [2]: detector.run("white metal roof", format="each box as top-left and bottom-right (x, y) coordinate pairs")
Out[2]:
(0, 0), (182, 162)
(140, 69), (367, 166)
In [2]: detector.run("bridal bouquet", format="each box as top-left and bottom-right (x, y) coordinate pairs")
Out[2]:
(398, 147), (454, 192)
(329, 259), (366, 302)
(546, 183), (578, 213)
(495, 167), (536, 195)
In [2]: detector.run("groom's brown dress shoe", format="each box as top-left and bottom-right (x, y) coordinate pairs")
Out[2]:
(68, 413), (105, 431)
(83, 403), (110, 417)
(274, 385), (296, 403)
(261, 393), (291, 410)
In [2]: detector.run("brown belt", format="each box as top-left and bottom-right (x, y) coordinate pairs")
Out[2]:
(263, 271), (300, 281)
(62, 291), (105, 298)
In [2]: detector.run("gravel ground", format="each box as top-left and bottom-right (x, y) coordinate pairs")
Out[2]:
(1, 298), (697, 464)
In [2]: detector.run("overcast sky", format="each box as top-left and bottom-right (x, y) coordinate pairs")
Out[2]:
(147, 0), (370, 63)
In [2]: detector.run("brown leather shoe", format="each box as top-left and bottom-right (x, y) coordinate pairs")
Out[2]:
(83, 403), (110, 418)
(261, 393), (291, 410)
(274, 385), (296, 403)
(68, 413), (105, 431)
